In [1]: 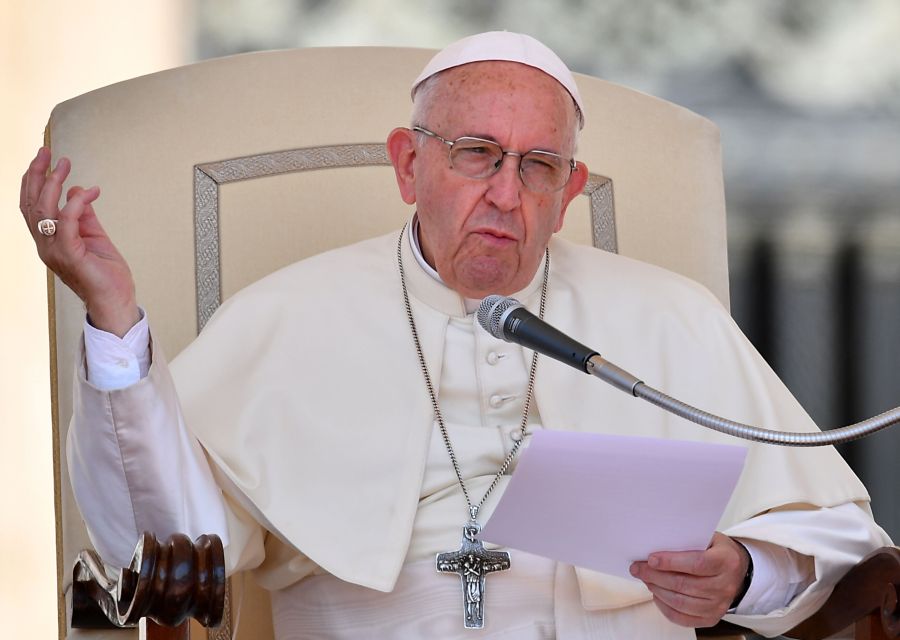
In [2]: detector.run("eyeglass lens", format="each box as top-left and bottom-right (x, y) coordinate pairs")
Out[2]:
(449, 138), (571, 192)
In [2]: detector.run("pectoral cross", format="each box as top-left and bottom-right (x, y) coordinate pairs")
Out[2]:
(436, 523), (511, 629)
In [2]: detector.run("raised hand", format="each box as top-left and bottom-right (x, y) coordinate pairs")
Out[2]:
(629, 532), (751, 627)
(20, 147), (140, 337)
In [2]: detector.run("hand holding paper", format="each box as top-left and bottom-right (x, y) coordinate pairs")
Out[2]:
(480, 431), (747, 580)
(629, 532), (752, 627)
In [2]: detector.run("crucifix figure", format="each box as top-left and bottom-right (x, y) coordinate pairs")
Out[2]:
(436, 523), (511, 629)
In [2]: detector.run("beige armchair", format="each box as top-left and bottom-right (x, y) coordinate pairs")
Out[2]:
(47, 45), (808, 639)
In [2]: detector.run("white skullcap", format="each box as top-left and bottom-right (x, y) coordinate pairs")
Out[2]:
(412, 31), (585, 129)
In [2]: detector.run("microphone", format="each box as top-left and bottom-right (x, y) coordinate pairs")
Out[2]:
(477, 295), (598, 373)
(476, 295), (900, 446)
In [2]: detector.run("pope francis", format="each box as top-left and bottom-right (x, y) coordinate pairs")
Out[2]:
(20, 31), (891, 639)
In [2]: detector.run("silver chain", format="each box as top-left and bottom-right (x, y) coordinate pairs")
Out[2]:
(396, 225), (549, 523)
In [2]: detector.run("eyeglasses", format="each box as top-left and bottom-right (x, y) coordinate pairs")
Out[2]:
(412, 126), (577, 193)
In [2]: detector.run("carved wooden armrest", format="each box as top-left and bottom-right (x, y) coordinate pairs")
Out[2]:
(698, 546), (900, 640)
(73, 538), (897, 638)
(72, 532), (226, 630)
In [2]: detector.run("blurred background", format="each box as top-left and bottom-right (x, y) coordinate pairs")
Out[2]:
(3, 0), (898, 636)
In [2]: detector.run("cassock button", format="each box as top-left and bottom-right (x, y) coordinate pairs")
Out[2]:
(486, 352), (503, 365)
(489, 394), (505, 408)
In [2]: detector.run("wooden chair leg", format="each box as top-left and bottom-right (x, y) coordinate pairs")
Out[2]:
(147, 620), (190, 640)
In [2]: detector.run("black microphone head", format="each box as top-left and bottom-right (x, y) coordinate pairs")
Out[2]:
(477, 295), (523, 340)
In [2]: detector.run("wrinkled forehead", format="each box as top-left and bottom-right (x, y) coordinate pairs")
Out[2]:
(424, 62), (579, 140)
(437, 60), (570, 98)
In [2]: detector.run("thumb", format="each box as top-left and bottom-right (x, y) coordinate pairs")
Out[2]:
(57, 186), (100, 242)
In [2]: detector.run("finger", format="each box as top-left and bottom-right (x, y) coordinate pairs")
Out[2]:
(34, 157), (72, 224)
(57, 186), (100, 243)
(22, 147), (51, 221)
(650, 593), (722, 629)
(646, 548), (720, 577)
(648, 534), (747, 581)
(77, 199), (108, 239)
(646, 583), (720, 619)
(630, 561), (710, 597)
(68, 188), (107, 238)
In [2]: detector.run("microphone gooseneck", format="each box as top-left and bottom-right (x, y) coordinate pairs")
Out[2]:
(477, 295), (900, 447)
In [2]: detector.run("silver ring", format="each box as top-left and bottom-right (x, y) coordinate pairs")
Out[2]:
(37, 218), (58, 237)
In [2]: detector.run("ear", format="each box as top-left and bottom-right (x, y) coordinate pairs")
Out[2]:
(387, 127), (418, 205)
(553, 160), (589, 232)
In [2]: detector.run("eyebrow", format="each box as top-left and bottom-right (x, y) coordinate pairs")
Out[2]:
(465, 133), (501, 144)
(463, 133), (564, 156)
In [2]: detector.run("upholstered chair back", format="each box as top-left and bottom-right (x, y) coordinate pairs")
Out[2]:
(47, 46), (727, 638)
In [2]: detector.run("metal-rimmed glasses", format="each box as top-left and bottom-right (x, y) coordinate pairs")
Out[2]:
(412, 126), (577, 193)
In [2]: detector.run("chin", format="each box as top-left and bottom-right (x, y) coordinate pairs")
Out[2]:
(454, 257), (518, 296)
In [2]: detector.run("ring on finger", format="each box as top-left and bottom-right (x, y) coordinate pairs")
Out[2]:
(37, 218), (59, 237)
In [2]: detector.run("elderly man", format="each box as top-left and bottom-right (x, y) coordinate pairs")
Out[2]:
(21, 32), (889, 639)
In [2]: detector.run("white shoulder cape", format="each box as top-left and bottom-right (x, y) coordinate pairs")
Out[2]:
(170, 230), (869, 597)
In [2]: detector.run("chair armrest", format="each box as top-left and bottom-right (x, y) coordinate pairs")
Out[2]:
(73, 539), (897, 638)
(71, 532), (226, 630)
(699, 546), (900, 640)
(786, 546), (899, 640)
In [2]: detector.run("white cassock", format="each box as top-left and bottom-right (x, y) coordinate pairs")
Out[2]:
(68, 225), (891, 639)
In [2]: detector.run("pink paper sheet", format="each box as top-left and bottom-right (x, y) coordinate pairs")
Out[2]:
(480, 430), (747, 579)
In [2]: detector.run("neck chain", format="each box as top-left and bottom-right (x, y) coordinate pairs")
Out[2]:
(396, 224), (549, 629)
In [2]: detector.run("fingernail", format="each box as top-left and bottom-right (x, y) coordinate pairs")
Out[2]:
(648, 556), (659, 568)
(629, 563), (639, 576)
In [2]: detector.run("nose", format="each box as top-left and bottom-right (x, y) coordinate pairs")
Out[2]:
(484, 153), (522, 212)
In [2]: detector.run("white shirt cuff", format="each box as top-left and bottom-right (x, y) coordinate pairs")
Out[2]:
(84, 309), (151, 390)
(732, 537), (815, 615)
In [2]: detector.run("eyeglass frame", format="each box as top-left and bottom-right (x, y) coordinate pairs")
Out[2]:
(411, 125), (578, 193)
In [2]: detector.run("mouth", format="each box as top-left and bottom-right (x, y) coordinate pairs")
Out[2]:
(472, 228), (517, 245)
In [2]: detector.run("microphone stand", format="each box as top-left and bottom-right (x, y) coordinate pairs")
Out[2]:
(480, 294), (900, 447)
(586, 354), (900, 446)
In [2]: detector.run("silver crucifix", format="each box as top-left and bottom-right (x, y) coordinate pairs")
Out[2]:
(436, 523), (511, 629)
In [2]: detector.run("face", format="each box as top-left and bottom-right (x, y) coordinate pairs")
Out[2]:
(387, 61), (588, 298)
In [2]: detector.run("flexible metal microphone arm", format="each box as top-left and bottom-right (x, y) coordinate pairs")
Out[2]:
(585, 354), (900, 446)
(479, 294), (900, 447)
